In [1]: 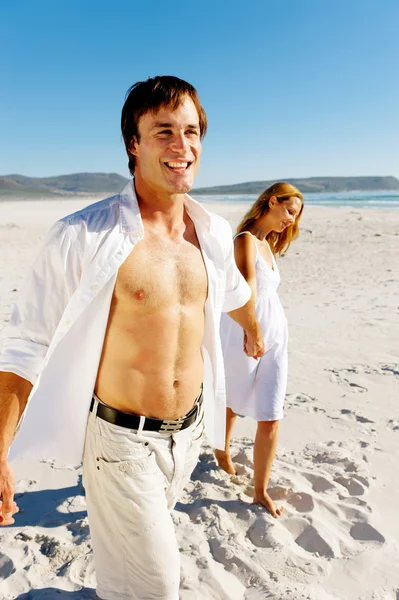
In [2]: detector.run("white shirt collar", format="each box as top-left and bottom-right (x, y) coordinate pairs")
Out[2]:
(118, 180), (144, 235)
(119, 180), (211, 235)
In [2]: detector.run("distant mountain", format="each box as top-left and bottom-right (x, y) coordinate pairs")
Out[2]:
(0, 173), (130, 197)
(1, 173), (398, 199)
(193, 176), (399, 195)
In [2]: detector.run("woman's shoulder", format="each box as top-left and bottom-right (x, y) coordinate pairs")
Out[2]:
(234, 231), (257, 251)
(234, 230), (254, 241)
(233, 230), (258, 261)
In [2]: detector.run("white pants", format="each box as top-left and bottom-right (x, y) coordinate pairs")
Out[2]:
(82, 396), (204, 600)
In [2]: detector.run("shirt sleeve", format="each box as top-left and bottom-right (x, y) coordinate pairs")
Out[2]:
(221, 221), (251, 313)
(0, 221), (82, 385)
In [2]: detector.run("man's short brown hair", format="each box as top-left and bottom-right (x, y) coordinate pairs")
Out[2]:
(121, 75), (208, 175)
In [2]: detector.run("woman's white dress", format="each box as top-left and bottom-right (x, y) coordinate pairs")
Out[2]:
(220, 233), (288, 421)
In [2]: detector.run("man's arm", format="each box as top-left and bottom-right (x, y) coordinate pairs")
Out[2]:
(227, 233), (264, 359)
(0, 219), (82, 526)
(227, 299), (264, 358)
(219, 221), (264, 359)
(0, 372), (32, 525)
(0, 220), (82, 386)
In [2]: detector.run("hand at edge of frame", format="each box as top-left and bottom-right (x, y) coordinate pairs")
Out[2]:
(0, 460), (19, 526)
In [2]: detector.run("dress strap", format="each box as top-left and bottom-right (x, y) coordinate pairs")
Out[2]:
(233, 231), (259, 255)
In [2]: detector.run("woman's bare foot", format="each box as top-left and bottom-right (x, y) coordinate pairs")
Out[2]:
(253, 490), (284, 518)
(214, 449), (236, 475)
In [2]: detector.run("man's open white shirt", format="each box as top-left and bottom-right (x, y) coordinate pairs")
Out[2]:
(0, 182), (250, 465)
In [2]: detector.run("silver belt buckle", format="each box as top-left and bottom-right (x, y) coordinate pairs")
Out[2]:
(159, 417), (185, 432)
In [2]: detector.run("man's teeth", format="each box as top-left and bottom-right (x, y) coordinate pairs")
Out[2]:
(166, 162), (189, 168)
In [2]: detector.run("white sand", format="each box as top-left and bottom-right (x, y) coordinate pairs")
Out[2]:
(0, 198), (398, 599)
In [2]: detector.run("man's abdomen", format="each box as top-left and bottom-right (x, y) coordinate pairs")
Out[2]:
(95, 302), (204, 419)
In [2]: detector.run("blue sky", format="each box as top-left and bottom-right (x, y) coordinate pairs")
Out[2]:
(1, 0), (398, 187)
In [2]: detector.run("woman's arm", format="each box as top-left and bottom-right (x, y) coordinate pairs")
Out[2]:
(233, 233), (257, 301)
(227, 232), (263, 358)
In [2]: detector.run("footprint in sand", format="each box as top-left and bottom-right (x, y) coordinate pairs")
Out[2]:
(291, 523), (335, 559)
(327, 368), (368, 393)
(247, 514), (293, 549)
(35, 534), (61, 557)
(0, 553), (15, 580)
(339, 409), (375, 424)
(328, 362), (399, 386)
(310, 450), (360, 472)
(208, 535), (271, 591)
(386, 419), (399, 432)
(285, 392), (318, 409)
(333, 475), (366, 496)
(39, 458), (80, 471)
(359, 363), (399, 378)
(339, 495), (371, 510)
(355, 414), (374, 424)
(350, 522), (385, 544)
(286, 492), (314, 513)
(67, 552), (96, 588)
(233, 447), (255, 468)
(14, 478), (37, 497)
(326, 369), (368, 393)
(276, 514), (339, 559)
(271, 442), (385, 559)
(309, 406), (326, 414)
(303, 473), (336, 493)
(67, 518), (91, 544)
(14, 531), (34, 542)
(379, 363), (399, 377)
(0, 540), (42, 586)
(179, 437), (386, 595)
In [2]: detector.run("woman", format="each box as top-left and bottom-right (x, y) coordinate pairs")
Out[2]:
(216, 182), (304, 517)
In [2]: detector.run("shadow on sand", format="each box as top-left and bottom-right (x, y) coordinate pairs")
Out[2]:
(10, 475), (88, 534)
(14, 587), (97, 599)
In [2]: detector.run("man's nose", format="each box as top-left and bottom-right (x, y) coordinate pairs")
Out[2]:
(170, 132), (189, 153)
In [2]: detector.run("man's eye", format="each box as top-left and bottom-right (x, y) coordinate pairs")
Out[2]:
(187, 129), (199, 135)
(159, 130), (172, 135)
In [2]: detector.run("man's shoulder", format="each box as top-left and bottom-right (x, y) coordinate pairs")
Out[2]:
(58, 194), (120, 229)
(185, 195), (233, 245)
(206, 210), (233, 242)
(207, 210), (231, 230)
(188, 198), (232, 234)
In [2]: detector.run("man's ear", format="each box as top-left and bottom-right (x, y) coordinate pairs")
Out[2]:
(129, 137), (139, 157)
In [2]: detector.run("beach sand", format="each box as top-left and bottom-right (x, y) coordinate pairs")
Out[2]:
(0, 198), (398, 599)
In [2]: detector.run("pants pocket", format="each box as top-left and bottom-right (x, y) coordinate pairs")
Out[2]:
(191, 412), (205, 442)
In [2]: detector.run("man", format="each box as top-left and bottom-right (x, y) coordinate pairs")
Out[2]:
(0, 76), (263, 599)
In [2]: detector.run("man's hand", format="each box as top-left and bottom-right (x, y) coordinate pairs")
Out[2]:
(0, 460), (19, 526)
(243, 329), (265, 359)
(0, 372), (32, 526)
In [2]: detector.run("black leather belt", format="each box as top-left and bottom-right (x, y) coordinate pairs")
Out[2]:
(90, 389), (203, 433)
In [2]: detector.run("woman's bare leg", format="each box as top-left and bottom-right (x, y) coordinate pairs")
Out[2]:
(253, 420), (284, 517)
(214, 407), (237, 475)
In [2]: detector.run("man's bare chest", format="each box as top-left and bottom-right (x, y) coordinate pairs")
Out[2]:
(115, 237), (208, 308)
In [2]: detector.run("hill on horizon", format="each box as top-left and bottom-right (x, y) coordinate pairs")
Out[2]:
(192, 176), (399, 195)
(1, 173), (398, 198)
(0, 173), (129, 197)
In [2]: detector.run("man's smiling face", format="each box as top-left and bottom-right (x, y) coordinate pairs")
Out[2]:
(130, 96), (202, 196)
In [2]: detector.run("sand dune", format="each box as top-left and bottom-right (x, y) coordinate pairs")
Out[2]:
(0, 199), (398, 599)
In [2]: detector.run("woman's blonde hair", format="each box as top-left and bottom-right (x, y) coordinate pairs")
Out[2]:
(237, 182), (304, 255)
